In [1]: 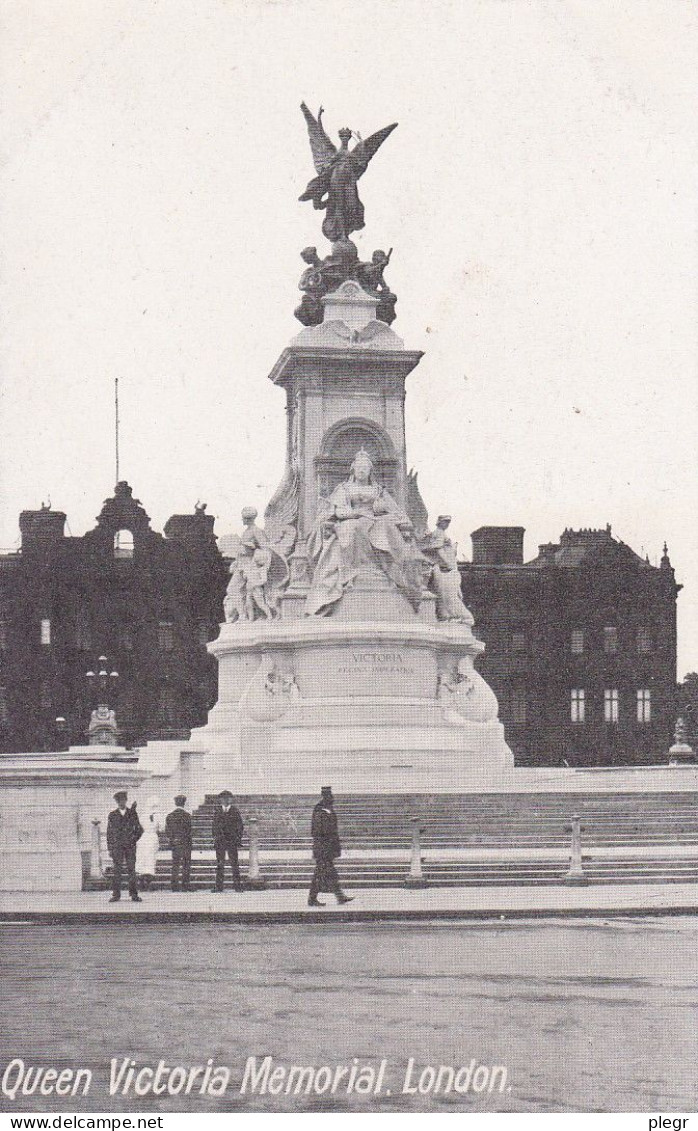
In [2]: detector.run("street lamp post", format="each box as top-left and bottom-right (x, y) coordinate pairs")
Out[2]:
(54, 716), (69, 752)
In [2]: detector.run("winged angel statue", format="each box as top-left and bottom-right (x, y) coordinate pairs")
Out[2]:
(299, 103), (397, 243)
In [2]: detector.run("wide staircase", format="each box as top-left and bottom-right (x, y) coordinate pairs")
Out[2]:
(148, 792), (698, 890)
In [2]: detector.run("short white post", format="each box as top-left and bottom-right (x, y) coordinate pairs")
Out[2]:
(90, 819), (103, 880)
(563, 814), (588, 885)
(246, 817), (266, 890)
(405, 817), (428, 888)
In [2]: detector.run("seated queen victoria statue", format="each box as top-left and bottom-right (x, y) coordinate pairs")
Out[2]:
(305, 450), (424, 616)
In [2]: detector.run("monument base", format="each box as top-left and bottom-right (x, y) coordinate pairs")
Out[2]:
(194, 615), (513, 793)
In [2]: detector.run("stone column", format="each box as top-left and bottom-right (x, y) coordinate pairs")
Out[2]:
(246, 817), (266, 889)
(90, 819), (103, 881)
(405, 817), (428, 888)
(563, 814), (588, 885)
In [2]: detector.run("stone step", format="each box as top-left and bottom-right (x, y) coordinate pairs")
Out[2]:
(188, 818), (698, 829)
(151, 865), (698, 881)
(141, 873), (698, 890)
(180, 839), (698, 854)
(176, 793), (698, 858)
(91, 849), (698, 891)
(139, 856), (698, 890)
(187, 827), (698, 842)
(192, 795), (698, 819)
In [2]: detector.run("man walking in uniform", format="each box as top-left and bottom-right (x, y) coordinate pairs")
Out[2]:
(165, 794), (192, 892)
(308, 786), (353, 907)
(107, 790), (143, 902)
(212, 790), (244, 892)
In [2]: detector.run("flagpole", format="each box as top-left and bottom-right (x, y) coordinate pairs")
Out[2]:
(115, 377), (120, 484)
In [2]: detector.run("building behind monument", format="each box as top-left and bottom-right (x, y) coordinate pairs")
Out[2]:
(0, 482), (227, 753)
(462, 524), (680, 766)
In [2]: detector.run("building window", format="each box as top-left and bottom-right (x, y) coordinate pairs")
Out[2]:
(121, 626), (134, 652)
(40, 679), (52, 710)
(75, 607), (91, 651)
(0, 619), (7, 651)
(511, 688), (527, 725)
(604, 689), (619, 724)
(40, 618), (51, 646)
(637, 689), (651, 723)
(198, 622), (210, 646)
(571, 689), (585, 724)
(159, 686), (177, 727)
(158, 622), (174, 652)
(637, 627), (652, 654)
(0, 686), (8, 726)
(571, 630), (584, 655)
(511, 632), (526, 653)
(114, 529), (134, 560)
(603, 626), (618, 654)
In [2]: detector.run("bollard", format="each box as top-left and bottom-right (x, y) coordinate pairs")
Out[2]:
(405, 817), (428, 888)
(90, 819), (103, 881)
(563, 814), (588, 885)
(246, 817), (266, 890)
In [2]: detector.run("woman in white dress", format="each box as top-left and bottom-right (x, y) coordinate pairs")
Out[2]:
(136, 796), (162, 890)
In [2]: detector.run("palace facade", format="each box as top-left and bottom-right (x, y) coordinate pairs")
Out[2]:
(461, 525), (681, 766)
(0, 483), (227, 752)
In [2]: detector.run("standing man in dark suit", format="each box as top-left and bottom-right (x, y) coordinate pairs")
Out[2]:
(212, 790), (244, 892)
(165, 794), (192, 892)
(308, 786), (353, 907)
(107, 790), (143, 903)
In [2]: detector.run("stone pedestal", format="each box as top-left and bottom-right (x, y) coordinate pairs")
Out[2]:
(196, 605), (512, 793)
(0, 751), (150, 891)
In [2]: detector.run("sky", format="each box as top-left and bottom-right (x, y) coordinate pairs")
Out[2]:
(1, 0), (697, 674)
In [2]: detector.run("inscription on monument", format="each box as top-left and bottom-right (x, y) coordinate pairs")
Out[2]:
(338, 651), (415, 676)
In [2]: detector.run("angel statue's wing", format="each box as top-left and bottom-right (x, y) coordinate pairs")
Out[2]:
(406, 468), (429, 541)
(264, 465), (299, 540)
(350, 121), (398, 177)
(300, 102), (337, 173)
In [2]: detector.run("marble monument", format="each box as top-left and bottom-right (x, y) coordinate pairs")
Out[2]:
(195, 104), (513, 792)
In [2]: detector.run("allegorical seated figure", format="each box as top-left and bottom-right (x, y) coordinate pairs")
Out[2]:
(305, 449), (424, 616)
(294, 241), (361, 327)
(294, 246), (325, 327)
(294, 241), (397, 327)
(357, 248), (397, 325)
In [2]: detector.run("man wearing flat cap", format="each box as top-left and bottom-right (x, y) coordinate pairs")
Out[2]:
(165, 794), (192, 892)
(212, 790), (244, 892)
(106, 790), (144, 902)
(308, 786), (353, 907)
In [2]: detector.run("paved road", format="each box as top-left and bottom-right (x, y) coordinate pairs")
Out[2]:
(1, 916), (696, 1113)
